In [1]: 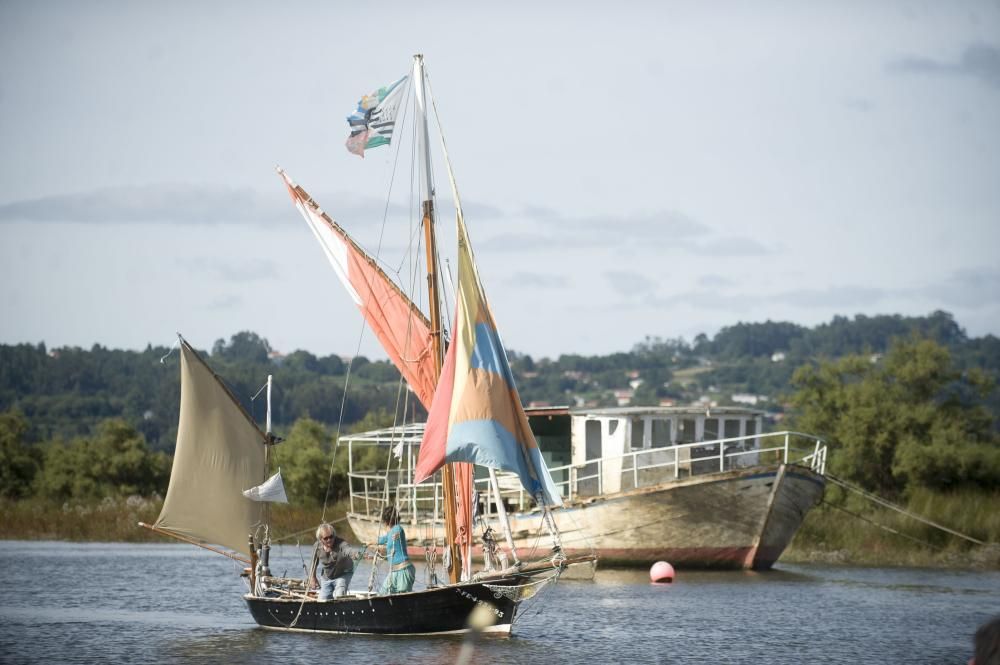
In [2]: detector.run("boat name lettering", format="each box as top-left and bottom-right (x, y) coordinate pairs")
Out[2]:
(454, 588), (504, 618)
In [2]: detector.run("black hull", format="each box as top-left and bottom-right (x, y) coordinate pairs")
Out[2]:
(245, 578), (522, 635)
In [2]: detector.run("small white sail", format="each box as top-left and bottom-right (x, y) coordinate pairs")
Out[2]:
(243, 469), (288, 503)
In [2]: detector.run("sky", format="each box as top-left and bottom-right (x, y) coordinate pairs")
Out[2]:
(1, 1), (998, 360)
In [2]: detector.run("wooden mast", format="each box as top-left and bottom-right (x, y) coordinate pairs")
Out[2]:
(414, 53), (461, 584)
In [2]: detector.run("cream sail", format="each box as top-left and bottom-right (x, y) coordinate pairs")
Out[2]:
(152, 339), (268, 557)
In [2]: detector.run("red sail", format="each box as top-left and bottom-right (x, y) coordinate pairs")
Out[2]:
(278, 168), (437, 409)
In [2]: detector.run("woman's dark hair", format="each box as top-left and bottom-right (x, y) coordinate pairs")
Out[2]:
(381, 505), (399, 526)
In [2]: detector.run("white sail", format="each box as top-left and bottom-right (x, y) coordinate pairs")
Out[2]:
(243, 469), (289, 503)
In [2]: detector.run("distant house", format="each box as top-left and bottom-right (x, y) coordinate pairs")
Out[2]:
(694, 396), (719, 408)
(268, 350), (285, 366)
(612, 389), (634, 406)
(629, 378), (644, 390)
(528, 400), (551, 408)
(771, 352), (786, 363)
(732, 393), (769, 406)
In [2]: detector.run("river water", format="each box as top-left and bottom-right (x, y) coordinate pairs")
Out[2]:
(0, 541), (996, 664)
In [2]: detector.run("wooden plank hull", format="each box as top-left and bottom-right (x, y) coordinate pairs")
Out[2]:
(349, 463), (824, 570)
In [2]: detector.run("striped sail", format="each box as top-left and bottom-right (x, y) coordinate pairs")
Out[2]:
(414, 212), (562, 507)
(277, 168), (437, 410)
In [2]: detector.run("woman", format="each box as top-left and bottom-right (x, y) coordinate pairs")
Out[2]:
(369, 506), (415, 594)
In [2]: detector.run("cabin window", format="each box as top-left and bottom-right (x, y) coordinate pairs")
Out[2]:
(724, 419), (741, 440)
(609, 419), (619, 436)
(630, 418), (645, 449)
(585, 420), (602, 460)
(651, 419), (671, 448)
(703, 418), (719, 441)
(678, 418), (697, 444)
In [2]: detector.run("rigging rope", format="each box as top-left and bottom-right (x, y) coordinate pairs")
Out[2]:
(825, 473), (984, 545)
(820, 498), (943, 551)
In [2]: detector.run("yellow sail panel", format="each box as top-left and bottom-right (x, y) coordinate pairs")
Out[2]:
(154, 340), (267, 557)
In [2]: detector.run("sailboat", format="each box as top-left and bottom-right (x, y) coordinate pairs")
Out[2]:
(143, 54), (589, 635)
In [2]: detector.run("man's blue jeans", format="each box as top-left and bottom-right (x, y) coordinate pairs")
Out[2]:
(318, 572), (353, 600)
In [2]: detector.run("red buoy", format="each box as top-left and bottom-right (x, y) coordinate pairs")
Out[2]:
(650, 561), (675, 584)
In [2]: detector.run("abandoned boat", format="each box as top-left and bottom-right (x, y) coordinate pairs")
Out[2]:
(343, 405), (827, 570)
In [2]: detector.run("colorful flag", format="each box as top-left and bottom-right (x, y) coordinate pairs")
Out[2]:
(414, 214), (563, 507)
(345, 76), (408, 158)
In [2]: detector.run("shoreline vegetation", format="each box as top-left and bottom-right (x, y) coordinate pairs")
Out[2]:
(2, 491), (997, 570)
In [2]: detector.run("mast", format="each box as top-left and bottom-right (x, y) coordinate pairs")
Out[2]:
(259, 373), (274, 579)
(414, 53), (462, 584)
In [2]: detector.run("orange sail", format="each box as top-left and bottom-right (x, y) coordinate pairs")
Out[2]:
(277, 168), (437, 409)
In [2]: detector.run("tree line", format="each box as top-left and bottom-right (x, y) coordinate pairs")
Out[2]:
(1, 311), (998, 504)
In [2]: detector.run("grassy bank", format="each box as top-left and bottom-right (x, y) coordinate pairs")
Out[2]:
(0, 498), (357, 544)
(783, 487), (1000, 569)
(3, 489), (997, 570)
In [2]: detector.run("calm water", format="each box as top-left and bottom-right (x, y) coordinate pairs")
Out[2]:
(0, 541), (996, 664)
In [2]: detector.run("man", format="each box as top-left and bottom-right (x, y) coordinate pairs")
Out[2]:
(308, 523), (365, 600)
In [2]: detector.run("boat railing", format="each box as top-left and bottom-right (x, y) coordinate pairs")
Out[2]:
(346, 430), (827, 522)
(552, 430), (827, 501)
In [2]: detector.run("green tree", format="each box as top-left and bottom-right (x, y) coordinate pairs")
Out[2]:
(789, 337), (1000, 496)
(35, 419), (170, 499)
(212, 332), (271, 363)
(0, 409), (41, 499)
(272, 418), (338, 505)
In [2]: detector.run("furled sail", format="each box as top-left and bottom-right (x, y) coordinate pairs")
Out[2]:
(277, 167), (437, 410)
(154, 339), (268, 556)
(414, 212), (563, 507)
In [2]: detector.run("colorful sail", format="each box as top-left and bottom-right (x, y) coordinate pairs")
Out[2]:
(414, 213), (563, 507)
(345, 76), (408, 158)
(277, 168), (437, 410)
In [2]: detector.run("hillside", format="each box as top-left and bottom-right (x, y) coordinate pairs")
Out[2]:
(1, 311), (998, 452)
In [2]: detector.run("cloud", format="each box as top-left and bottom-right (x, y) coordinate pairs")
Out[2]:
(207, 294), (243, 310)
(646, 284), (889, 312)
(697, 274), (735, 288)
(176, 257), (279, 282)
(843, 97), (874, 112)
(771, 285), (888, 308)
(507, 272), (570, 289)
(605, 270), (658, 296)
(478, 208), (713, 252)
(697, 236), (772, 257)
(910, 267), (1000, 308)
(0, 184), (284, 224)
(889, 42), (1000, 90)
(0, 183), (403, 227)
